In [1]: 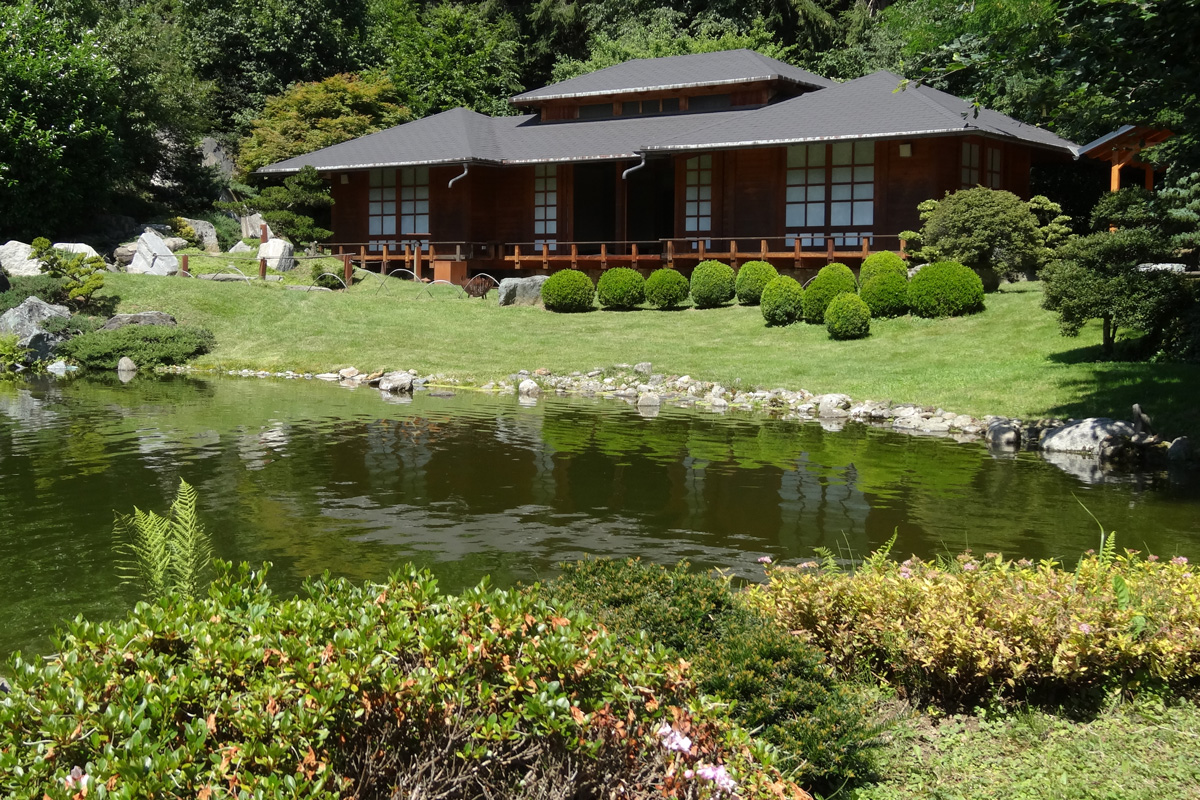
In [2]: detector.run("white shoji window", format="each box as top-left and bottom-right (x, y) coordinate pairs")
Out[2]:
(400, 166), (429, 251)
(368, 169), (396, 252)
(534, 164), (557, 251)
(986, 147), (1002, 188)
(785, 143), (826, 246)
(684, 155), (713, 244)
(962, 142), (981, 187)
(830, 140), (874, 245)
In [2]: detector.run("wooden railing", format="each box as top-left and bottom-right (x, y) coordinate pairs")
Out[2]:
(329, 241), (493, 279)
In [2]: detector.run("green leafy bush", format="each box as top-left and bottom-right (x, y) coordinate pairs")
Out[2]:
(908, 260), (985, 318)
(860, 272), (910, 319)
(0, 334), (30, 372)
(596, 267), (646, 309)
(56, 325), (215, 369)
(551, 558), (883, 791)
(747, 544), (1200, 710)
(690, 260), (736, 308)
(541, 268), (595, 312)
(734, 260), (779, 306)
(760, 275), (804, 326)
(802, 263), (857, 324)
(644, 268), (690, 309)
(825, 293), (872, 340)
(311, 260), (350, 290)
(31, 238), (105, 306)
(41, 314), (106, 337)
(858, 251), (907, 286)
(0, 563), (805, 799)
(919, 187), (1046, 281)
(0, 275), (67, 315)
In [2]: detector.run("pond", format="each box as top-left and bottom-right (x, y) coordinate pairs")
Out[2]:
(2, 374), (1197, 659)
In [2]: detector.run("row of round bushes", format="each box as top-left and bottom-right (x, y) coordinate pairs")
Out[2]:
(540, 254), (985, 342)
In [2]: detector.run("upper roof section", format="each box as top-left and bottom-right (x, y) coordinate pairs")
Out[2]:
(510, 49), (832, 106)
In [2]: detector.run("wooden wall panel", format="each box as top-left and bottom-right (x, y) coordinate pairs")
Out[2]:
(430, 165), (470, 242)
(726, 147), (783, 237)
(876, 138), (948, 236)
(469, 165), (532, 244)
(331, 171), (369, 243)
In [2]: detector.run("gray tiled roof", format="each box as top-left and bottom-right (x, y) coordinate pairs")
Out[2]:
(644, 71), (1077, 154)
(260, 64), (1077, 174)
(511, 49), (832, 102)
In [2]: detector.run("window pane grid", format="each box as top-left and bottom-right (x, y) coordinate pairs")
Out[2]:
(786, 141), (873, 243)
(368, 169), (400, 246)
(684, 156), (713, 234)
(533, 164), (557, 251)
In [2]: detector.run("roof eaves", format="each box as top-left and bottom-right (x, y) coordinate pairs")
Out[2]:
(643, 128), (971, 153)
(511, 74), (817, 104)
(258, 156), (501, 174)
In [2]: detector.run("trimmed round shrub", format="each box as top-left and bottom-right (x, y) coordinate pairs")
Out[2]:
(644, 268), (690, 309)
(907, 260), (985, 318)
(825, 293), (872, 340)
(541, 268), (595, 312)
(734, 260), (779, 305)
(760, 275), (804, 326)
(860, 271), (909, 319)
(858, 251), (907, 286)
(801, 263), (857, 324)
(689, 260), (735, 309)
(596, 267), (646, 309)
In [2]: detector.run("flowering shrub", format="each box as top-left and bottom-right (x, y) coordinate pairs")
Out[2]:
(746, 543), (1200, 709)
(0, 563), (807, 800)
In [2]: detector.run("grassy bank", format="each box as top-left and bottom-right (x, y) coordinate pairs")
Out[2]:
(100, 274), (1200, 439)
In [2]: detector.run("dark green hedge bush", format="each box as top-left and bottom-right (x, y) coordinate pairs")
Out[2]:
(690, 260), (735, 308)
(541, 268), (595, 312)
(734, 260), (779, 306)
(908, 260), (985, 318)
(56, 324), (215, 368)
(644, 268), (690, 309)
(802, 263), (857, 324)
(858, 251), (907, 286)
(760, 275), (804, 326)
(550, 558), (883, 792)
(825, 292), (872, 340)
(0, 275), (67, 314)
(596, 267), (645, 309)
(860, 272), (910, 319)
(0, 563), (803, 799)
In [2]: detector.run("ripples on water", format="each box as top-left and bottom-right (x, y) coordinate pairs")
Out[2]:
(1, 374), (1196, 657)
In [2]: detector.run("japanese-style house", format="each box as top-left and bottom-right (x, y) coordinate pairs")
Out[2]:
(260, 49), (1078, 282)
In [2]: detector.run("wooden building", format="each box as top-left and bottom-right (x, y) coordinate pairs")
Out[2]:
(260, 50), (1078, 281)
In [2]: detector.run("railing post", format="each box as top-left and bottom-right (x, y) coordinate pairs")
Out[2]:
(180, 254), (188, 277)
(429, 243), (437, 263)
(542, 243), (549, 270)
(600, 243), (607, 270)
(571, 243), (578, 270)
(698, 239), (706, 259)
(730, 239), (738, 269)
(760, 239), (768, 259)
(899, 238), (908, 259)
(416, 245), (423, 279)
(260, 223), (268, 244)
(404, 243), (412, 272)
(381, 244), (389, 276)
(826, 238), (835, 264)
(667, 239), (675, 268)
(861, 237), (870, 258)
(513, 244), (521, 267)
(793, 237), (801, 269)
(258, 257), (267, 280)
(631, 242), (638, 267)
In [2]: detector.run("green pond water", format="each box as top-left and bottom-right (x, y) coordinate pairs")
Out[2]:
(1, 374), (1197, 659)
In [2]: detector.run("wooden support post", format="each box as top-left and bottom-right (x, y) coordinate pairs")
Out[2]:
(826, 238), (835, 264)
(861, 237), (870, 258)
(1110, 157), (1122, 193)
(730, 240), (738, 269)
(666, 239), (675, 269)
(571, 243), (578, 270)
(601, 243), (608, 270)
(429, 243), (437, 267)
(260, 223), (268, 244)
(698, 239), (706, 259)
(760, 239), (768, 259)
(258, 257), (267, 281)
(899, 239), (908, 259)
(415, 246), (423, 279)
(180, 254), (188, 277)
(631, 242), (638, 267)
(381, 245), (389, 276)
(793, 238), (801, 269)
(404, 243), (412, 273)
(542, 243), (549, 270)
(1145, 165), (1155, 192)
(513, 244), (521, 267)
(342, 254), (352, 286)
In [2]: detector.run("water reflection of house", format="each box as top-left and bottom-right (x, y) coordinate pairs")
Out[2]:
(260, 50), (1076, 281)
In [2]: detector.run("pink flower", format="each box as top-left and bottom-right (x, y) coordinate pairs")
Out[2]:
(656, 723), (692, 753)
(697, 763), (737, 794)
(64, 767), (88, 791)
(985, 552), (1000, 560)
(798, 561), (818, 569)
(1171, 556), (1188, 566)
(757, 556), (773, 565)
(684, 769), (695, 779)
(962, 562), (978, 572)
(1017, 558), (1033, 567)
(898, 566), (913, 579)
(1078, 623), (1093, 635)
(1184, 573), (1194, 580)
(1148, 554), (1160, 562)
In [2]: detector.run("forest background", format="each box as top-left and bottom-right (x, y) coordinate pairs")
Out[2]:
(1, 0), (1196, 242)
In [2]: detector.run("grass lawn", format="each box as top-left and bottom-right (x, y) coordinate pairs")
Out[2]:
(854, 701), (1200, 800)
(99, 273), (1200, 439)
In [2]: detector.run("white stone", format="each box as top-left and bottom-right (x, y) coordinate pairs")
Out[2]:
(1040, 418), (1134, 456)
(0, 241), (42, 276)
(518, 379), (540, 396)
(229, 240), (254, 254)
(128, 230), (178, 275)
(257, 238), (295, 271)
(51, 242), (100, 259)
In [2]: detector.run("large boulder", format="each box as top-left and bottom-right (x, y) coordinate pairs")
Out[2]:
(257, 238), (295, 271)
(0, 297), (69, 361)
(229, 240), (254, 254)
(1040, 418), (1135, 457)
(113, 243), (138, 265)
(51, 242), (100, 260)
(181, 217), (220, 253)
(378, 371), (414, 394)
(0, 241), (42, 277)
(498, 275), (549, 306)
(239, 213), (272, 240)
(101, 311), (177, 332)
(128, 230), (179, 275)
(162, 237), (189, 252)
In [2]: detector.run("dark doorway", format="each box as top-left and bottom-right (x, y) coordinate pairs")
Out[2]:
(573, 162), (616, 253)
(625, 158), (675, 253)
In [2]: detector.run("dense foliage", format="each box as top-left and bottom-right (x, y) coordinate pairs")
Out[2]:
(690, 260), (736, 309)
(858, 251), (907, 286)
(57, 325), (216, 369)
(596, 267), (647, 309)
(860, 271), (910, 319)
(748, 543), (1200, 710)
(644, 268), (690, 309)
(825, 293), (872, 340)
(237, 73), (409, 175)
(801, 263), (857, 324)
(541, 268), (596, 312)
(550, 558), (883, 791)
(0, 276), (68, 316)
(30, 239), (106, 307)
(0, 564), (806, 799)
(734, 260), (779, 306)
(907, 261), (985, 318)
(918, 188), (1047, 282)
(760, 275), (804, 326)
(222, 166), (333, 245)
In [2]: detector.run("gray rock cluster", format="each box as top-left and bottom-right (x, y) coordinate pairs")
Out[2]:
(0, 297), (69, 362)
(128, 229), (179, 275)
(497, 275), (549, 306)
